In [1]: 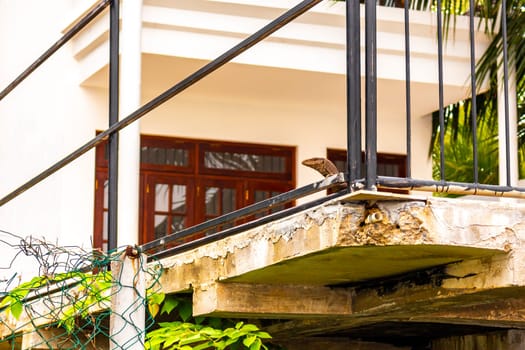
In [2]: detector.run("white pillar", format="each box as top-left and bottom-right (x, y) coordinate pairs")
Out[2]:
(110, 249), (146, 350)
(498, 55), (518, 187)
(118, 0), (142, 247)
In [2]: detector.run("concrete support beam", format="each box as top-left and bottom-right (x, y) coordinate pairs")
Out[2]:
(193, 283), (352, 318)
(352, 254), (524, 316)
(432, 330), (525, 350)
(412, 297), (525, 328)
(266, 254), (525, 337)
(278, 337), (409, 350)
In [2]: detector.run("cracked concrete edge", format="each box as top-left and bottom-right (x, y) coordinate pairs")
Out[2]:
(152, 196), (525, 293)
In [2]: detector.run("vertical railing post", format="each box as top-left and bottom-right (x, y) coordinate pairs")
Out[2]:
(364, 0), (377, 190)
(346, 0), (362, 189)
(403, 0), (412, 178)
(108, 0), (120, 252)
(436, 0), (446, 183)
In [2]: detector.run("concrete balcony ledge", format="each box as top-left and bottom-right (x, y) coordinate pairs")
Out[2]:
(155, 191), (525, 330)
(158, 192), (521, 293)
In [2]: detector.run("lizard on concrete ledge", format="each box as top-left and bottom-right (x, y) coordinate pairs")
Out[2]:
(301, 157), (340, 177)
(301, 157), (348, 191)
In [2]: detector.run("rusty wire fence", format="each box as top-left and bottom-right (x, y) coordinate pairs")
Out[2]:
(0, 229), (163, 350)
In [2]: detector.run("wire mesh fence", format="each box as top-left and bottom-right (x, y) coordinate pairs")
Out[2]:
(0, 229), (163, 350)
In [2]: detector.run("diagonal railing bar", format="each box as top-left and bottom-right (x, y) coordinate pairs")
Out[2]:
(146, 188), (351, 261)
(0, 0), (110, 102)
(141, 173), (348, 253)
(0, 0), (322, 207)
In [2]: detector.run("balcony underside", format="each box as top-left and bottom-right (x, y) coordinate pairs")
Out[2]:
(155, 191), (525, 342)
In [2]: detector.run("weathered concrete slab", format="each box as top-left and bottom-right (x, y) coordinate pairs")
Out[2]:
(157, 193), (522, 294)
(153, 192), (525, 339)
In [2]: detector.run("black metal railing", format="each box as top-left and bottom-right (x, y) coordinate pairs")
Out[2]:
(0, 0), (521, 260)
(374, 0), (523, 197)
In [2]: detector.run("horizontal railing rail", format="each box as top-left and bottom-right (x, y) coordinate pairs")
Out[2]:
(378, 177), (525, 198)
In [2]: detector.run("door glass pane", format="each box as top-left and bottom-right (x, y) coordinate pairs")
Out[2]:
(154, 148), (166, 165)
(102, 211), (108, 241)
(171, 185), (186, 212)
(222, 188), (235, 214)
(171, 215), (186, 232)
(257, 155), (284, 173)
(254, 191), (269, 219)
(154, 215), (168, 239)
(205, 187), (219, 216)
(155, 184), (169, 212)
(103, 180), (109, 208)
(254, 190), (268, 203)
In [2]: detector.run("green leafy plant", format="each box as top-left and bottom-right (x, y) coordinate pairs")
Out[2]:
(146, 320), (271, 350)
(0, 271), (111, 324)
(146, 294), (274, 350)
(0, 275), (47, 319)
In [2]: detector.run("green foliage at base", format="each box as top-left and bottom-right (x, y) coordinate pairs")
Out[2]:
(0, 267), (278, 350)
(146, 294), (276, 350)
(146, 321), (271, 350)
